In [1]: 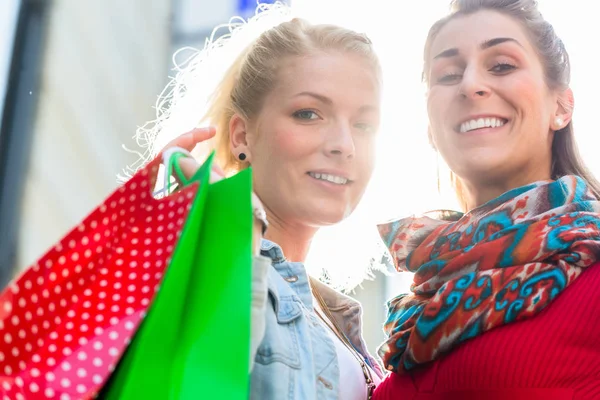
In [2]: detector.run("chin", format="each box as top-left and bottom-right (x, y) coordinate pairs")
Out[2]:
(311, 213), (347, 227)
(305, 205), (354, 227)
(454, 162), (509, 186)
(453, 153), (508, 178)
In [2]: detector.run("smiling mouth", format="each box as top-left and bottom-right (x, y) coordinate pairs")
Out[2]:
(307, 172), (351, 185)
(458, 117), (508, 133)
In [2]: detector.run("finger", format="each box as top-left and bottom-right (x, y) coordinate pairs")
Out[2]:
(163, 127), (216, 152)
(176, 157), (201, 181)
(189, 126), (216, 144)
(177, 160), (225, 185)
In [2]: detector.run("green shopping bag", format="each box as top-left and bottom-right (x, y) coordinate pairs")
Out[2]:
(101, 151), (253, 399)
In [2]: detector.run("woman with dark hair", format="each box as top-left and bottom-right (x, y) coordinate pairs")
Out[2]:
(373, 1), (600, 398)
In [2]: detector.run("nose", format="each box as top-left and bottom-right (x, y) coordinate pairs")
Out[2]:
(324, 121), (355, 159)
(458, 66), (491, 100)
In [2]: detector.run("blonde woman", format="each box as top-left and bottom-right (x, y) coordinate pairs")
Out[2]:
(146, 6), (384, 400)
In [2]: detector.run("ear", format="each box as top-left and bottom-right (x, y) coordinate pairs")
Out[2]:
(229, 113), (252, 163)
(552, 87), (574, 131)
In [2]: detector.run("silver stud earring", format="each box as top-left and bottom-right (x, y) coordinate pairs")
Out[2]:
(555, 117), (564, 129)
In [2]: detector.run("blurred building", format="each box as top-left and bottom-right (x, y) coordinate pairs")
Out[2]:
(0, 0), (395, 356)
(0, 0), (173, 287)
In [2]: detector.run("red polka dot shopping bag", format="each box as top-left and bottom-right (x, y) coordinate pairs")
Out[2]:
(0, 150), (253, 399)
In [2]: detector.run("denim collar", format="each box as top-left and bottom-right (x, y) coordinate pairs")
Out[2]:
(261, 239), (313, 314)
(259, 239), (384, 377)
(260, 239), (286, 264)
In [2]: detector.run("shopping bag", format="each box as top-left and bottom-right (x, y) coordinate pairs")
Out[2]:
(0, 152), (205, 399)
(100, 151), (253, 399)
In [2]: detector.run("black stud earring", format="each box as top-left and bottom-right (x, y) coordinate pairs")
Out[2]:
(238, 153), (247, 161)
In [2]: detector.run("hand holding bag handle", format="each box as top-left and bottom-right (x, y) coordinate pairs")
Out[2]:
(101, 147), (255, 400)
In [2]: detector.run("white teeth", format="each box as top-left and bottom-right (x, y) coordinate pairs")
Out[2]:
(460, 117), (506, 133)
(308, 172), (348, 185)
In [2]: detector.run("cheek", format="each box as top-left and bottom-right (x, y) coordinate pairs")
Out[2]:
(426, 98), (450, 151)
(362, 140), (377, 174)
(271, 130), (308, 159)
(506, 74), (548, 116)
(352, 137), (376, 191)
(251, 124), (304, 166)
(427, 90), (450, 130)
(260, 119), (319, 163)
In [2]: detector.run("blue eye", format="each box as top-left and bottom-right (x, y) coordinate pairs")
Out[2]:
(293, 110), (319, 120)
(355, 123), (376, 134)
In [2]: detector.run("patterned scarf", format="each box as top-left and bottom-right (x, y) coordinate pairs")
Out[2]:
(377, 175), (600, 374)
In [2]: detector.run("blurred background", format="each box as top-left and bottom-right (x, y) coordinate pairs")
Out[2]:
(1, 0), (597, 356)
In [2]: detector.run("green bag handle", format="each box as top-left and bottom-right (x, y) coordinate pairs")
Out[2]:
(163, 147), (204, 196)
(101, 150), (252, 399)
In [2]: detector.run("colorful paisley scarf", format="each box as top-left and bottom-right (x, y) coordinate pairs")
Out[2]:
(377, 175), (600, 374)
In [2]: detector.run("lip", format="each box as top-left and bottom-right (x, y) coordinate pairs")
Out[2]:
(306, 171), (354, 191)
(307, 170), (353, 182)
(307, 176), (352, 192)
(454, 114), (509, 133)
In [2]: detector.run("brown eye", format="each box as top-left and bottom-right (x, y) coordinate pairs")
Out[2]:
(437, 72), (462, 84)
(490, 62), (516, 74)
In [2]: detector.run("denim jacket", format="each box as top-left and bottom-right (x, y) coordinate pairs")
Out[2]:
(249, 240), (384, 400)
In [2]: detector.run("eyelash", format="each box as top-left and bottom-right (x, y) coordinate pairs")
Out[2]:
(355, 122), (376, 134)
(292, 109), (375, 133)
(438, 72), (462, 84)
(490, 62), (516, 73)
(436, 62), (517, 84)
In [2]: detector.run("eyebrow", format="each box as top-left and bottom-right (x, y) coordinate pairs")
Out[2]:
(293, 91), (333, 105)
(293, 91), (378, 113)
(433, 37), (523, 60)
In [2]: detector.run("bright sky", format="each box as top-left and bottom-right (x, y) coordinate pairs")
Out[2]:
(289, 0), (600, 292)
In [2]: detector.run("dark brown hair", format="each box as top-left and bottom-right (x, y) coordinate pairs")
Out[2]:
(424, 0), (600, 207)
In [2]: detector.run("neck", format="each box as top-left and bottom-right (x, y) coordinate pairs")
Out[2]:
(461, 166), (552, 211)
(263, 210), (318, 263)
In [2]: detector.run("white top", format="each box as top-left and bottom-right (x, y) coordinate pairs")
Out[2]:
(313, 299), (381, 400)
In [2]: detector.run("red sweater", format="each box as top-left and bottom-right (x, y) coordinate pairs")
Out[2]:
(373, 263), (600, 400)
